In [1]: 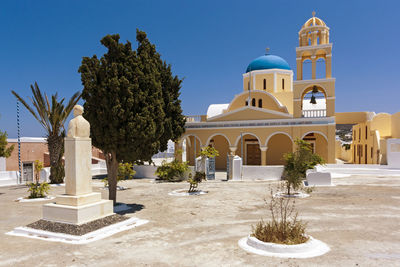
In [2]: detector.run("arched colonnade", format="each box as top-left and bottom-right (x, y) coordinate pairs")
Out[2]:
(178, 130), (328, 170)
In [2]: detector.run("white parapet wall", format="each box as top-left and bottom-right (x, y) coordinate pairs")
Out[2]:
(242, 166), (283, 180)
(0, 157), (6, 171)
(133, 165), (158, 179)
(0, 171), (19, 186)
(387, 139), (400, 168)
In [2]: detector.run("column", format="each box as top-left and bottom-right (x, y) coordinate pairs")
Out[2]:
(296, 58), (302, 80)
(229, 146), (237, 156)
(311, 55), (316, 80)
(273, 72), (277, 92)
(260, 146), (267, 166)
(326, 54), (332, 78)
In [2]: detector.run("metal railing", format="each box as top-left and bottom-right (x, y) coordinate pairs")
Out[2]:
(302, 109), (326, 118)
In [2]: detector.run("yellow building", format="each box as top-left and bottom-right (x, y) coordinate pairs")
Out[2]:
(178, 13), (337, 170)
(348, 112), (400, 164)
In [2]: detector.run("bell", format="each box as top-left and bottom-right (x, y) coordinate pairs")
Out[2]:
(312, 85), (319, 94)
(310, 95), (317, 104)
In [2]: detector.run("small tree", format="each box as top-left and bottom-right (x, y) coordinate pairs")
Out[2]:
(28, 160), (50, 199)
(34, 160), (44, 183)
(282, 139), (324, 195)
(0, 130), (14, 158)
(12, 83), (81, 183)
(197, 146), (219, 172)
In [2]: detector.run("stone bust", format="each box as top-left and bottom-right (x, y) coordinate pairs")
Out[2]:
(67, 105), (90, 138)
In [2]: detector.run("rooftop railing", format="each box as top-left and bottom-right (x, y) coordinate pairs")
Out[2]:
(302, 109), (326, 118)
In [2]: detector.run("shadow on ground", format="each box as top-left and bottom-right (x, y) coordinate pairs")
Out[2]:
(115, 203), (145, 215)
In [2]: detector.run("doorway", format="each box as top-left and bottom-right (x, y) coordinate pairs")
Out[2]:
(22, 162), (33, 182)
(246, 143), (261, 165)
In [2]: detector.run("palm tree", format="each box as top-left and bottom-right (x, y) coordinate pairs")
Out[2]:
(12, 82), (81, 183)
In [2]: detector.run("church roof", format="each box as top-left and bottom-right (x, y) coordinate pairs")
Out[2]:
(246, 54), (291, 73)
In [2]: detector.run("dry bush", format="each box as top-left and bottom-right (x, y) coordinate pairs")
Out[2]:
(251, 184), (308, 245)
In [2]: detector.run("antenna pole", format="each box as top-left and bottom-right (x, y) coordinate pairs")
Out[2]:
(17, 100), (22, 184)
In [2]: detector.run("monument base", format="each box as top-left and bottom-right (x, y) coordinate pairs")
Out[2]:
(43, 198), (113, 225)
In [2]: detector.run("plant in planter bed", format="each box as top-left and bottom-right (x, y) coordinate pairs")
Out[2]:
(282, 139), (324, 196)
(27, 160), (50, 199)
(187, 171), (206, 193)
(155, 160), (189, 182)
(252, 184), (308, 245)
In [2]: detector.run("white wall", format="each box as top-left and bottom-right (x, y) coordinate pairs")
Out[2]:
(0, 157), (5, 171)
(242, 166), (283, 180)
(387, 139), (400, 168)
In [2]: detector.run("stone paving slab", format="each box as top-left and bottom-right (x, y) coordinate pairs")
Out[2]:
(1, 175), (400, 266)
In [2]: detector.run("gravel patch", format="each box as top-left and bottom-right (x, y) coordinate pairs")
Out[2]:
(27, 214), (129, 236)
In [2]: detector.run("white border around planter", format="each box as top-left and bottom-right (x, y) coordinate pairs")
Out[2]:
(6, 217), (149, 245)
(15, 196), (56, 202)
(274, 192), (310, 198)
(50, 183), (65, 187)
(238, 235), (330, 258)
(168, 189), (208, 196)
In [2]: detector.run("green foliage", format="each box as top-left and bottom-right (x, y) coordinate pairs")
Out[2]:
(0, 130), (14, 158)
(187, 171), (206, 192)
(155, 160), (189, 182)
(282, 139), (325, 195)
(34, 160), (44, 184)
(28, 182), (50, 199)
(12, 83), (81, 184)
(199, 146), (219, 158)
(79, 30), (185, 204)
(102, 162), (136, 187)
(342, 143), (351, 150)
(252, 184), (308, 245)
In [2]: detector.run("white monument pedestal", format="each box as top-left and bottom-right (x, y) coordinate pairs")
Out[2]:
(43, 137), (113, 225)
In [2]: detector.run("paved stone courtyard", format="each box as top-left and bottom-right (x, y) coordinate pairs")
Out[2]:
(1, 174), (400, 266)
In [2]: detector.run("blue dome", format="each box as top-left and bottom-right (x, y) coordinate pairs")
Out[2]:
(246, 54), (291, 72)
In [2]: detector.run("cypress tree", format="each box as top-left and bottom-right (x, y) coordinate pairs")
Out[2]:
(79, 30), (185, 204)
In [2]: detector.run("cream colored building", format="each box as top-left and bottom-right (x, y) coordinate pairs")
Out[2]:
(178, 13), (337, 170)
(347, 112), (400, 164)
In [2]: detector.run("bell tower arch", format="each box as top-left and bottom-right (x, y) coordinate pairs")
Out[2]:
(293, 12), (335, 118)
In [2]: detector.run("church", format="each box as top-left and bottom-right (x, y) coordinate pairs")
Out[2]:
(178, 13), (336, 170)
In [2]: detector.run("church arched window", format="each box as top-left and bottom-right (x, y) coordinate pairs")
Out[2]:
(263, 79), (266, 90)
(252, 98), (256, 106)
(258, 99), (262, 108)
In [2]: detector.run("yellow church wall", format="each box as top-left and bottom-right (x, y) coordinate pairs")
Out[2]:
(270, 92), (294, 114)
(209, 135), (230, 170)
(266, 134), (293, 165)
(181, 122), (336, 166)
(276, 73), (292, 93)
(253, 73), (274, 92)
(225, 91), (288, 114)
(391, 112), (400, 138)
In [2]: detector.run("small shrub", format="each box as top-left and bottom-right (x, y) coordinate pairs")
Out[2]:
(155, 159), (189, 182)
(251, 184), (308, 245)
(187, 171), (206, 192)
(282, 139), (324, 195)
(28, 182), (50, 199)
(103, 162), (136, 187)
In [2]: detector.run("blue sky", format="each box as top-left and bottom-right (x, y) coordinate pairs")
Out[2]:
(0, 0), (399, 138)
